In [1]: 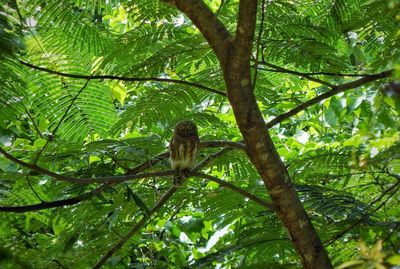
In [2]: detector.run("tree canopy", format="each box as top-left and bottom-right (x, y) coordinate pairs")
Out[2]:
(0, 0), (399, 268)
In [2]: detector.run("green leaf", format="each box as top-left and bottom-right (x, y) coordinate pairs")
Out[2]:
(33, 138), (47, 148)
(110, 82), (127, 106)
(377, 108), (396, 128)
(325, 108), (338, 127)
(126, 186), (150, 216)
(387, 254), (400, 265)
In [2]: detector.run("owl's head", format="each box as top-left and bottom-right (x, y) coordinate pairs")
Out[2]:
(174, 120), (198, 137)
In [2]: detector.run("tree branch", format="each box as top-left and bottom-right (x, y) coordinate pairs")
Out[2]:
(0, 146), (175, 184)
(266, 69), (393, 128)
(0, 147), (79, 183)
(259, 61), (390, 77)
(199, 140), (246, 150)
(83, 171), (177, 184)
(126, 140), (245, 175)
(0, 140), (243, 213)
(256, 62), (334, 87)
(0, 185), (106, 213)
(193, 172), (275, 211)
(92, 185), (179, 269)
(191, 238), (288, 268)
(92, 168), (274, 268)
(0, 140), (245, 184)
(193, 147), (233, 171)
(234, 0), (259, 67)
(0, 141), (243, 211)
(126, 152), (169, 175)
(19, 60), (227, 97)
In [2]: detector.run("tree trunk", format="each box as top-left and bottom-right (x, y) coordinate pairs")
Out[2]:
(165, 0), (333, 268)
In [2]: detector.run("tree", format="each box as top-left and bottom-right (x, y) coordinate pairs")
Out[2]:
(0, 0), (399, 268)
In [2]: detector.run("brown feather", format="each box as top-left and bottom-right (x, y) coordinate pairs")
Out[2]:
(169, 120), (200, 173)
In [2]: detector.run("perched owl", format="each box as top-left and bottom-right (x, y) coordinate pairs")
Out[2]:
(169, 120), (200, 185)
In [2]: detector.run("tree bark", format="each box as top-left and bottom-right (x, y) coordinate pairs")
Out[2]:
(165, 0), (333, 268)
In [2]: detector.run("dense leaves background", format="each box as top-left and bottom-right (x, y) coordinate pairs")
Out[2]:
(0, 0), (399, 268)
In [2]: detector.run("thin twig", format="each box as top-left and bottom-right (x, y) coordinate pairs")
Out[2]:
(199, 140), (245, 150)
(193, 148), (233, 171)
(324, 178), (400, 246)
(0, 147), (79, 182)
(259, 62), (388, 77)
(216, 0), (225, 16)
(51, 259), (68, 269)
(159, 198), (187, 240)
(0, 146), (173, 184)
(33, 80), (91, 163)
(24, 107), (44, 139)
(52, 80), (91, 136)
(257, 61), (335, 87)
(192, 172), (275, 211)
(14, 1), (50, 61)
(0, 185), (106, 212)
(251, 0), (265, 91)
(20, 60), (227, 97)
(126, 152), (169, 175)
(191, 238), (288, 268)
(26, 176), (44, 203)
(92, 185), (179, 269)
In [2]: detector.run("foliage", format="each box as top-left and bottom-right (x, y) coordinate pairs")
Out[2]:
(0, 0), (399, 268)
(336, 240), (400, 269)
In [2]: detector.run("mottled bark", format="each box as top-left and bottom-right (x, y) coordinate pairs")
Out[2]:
(167, 0), (333, 268)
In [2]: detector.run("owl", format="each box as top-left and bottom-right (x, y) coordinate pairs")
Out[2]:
(169, 120), (200, 185)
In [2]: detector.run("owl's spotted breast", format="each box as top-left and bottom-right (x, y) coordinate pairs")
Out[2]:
(169, 139), (199, 171)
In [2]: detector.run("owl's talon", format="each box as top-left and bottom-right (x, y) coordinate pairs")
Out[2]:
(182, 168), (190, 178)
(173, 168), (191, 186)
(173, 175), (183, 186)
